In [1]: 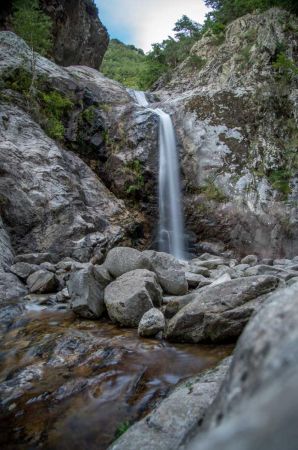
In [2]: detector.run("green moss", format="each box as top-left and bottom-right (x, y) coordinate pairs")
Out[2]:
(3, 67), (32, 93)
(273, 52), (298, 81)
(199, 178), (227, 202)
(124, 159), (145, 197)
(267, 169), (292, 196)
(45, 117), (65, 140)
(81, 106), (96, 125)
(38, 91), (73, 141)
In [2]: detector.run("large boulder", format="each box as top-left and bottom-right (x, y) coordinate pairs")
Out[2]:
(166, 275), (280, 343)
(10, 262), (40, 280)
(138, 308), (165, 337)
(104, 247), (151, 278)
(186, 283), (298, 450)
(109, 357), (231, 450)
(104, 269), (162, 327)
(142, 250), (188, 295)
(68, 265), (108, 318)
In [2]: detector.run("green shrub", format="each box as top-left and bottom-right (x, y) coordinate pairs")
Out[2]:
(45, 117), (65, 140)
(187, 54), (207, 70)
(11, 0), (53, 56)
(267, 168), (292, 195)
(273, 52), (298, 81)
(124, 159), (145, 197)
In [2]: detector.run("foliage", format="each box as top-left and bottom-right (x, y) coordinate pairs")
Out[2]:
(114, 421), (131, 440)
(101, 39), (147, 89)
(204, 0), (298, 26)
(272, 52), (298, 80)
(199, 178), (228, 202)
(39, 91), (73, 141)
(267, 168), (292, 195)
(124, 159), (145, 197)
(11, 0), (53, 55)
(101, 16), (202, 89)
(81, 105), (96, 125)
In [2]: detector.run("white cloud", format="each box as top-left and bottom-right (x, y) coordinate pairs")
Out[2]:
(98, 0), (210, 52)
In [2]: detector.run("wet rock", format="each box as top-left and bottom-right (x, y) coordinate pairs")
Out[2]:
(166, 275), (280, 343)
(186, 283), (298, 450)
(10, 262), (40, 280)
(261, 258), (273, 266)
(138, 308), (165, 337)
(104, 269), (162, 327)
(68, 266), (106, 319)
(109, 357), (231, 450)
(104, 247), (151, 278)
(240, 255), (258, 266)
(27, 270), (58, 294)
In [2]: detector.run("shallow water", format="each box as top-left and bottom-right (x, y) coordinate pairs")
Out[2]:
(0, 307), (232, 449)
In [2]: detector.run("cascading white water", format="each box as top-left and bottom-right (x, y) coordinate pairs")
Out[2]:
(132, 90), (186, 259)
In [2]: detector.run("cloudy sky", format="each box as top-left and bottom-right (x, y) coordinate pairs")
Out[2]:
(96, 0), (210, 52)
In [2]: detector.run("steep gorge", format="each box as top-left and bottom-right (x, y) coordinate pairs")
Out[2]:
(0, 5), (298, 450)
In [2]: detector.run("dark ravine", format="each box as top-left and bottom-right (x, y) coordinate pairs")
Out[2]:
(0, 6), (298, 450)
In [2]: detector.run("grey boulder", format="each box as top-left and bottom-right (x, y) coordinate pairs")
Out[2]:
(104, 269), (162, 327)
(10, 262), (40, 280)
(27, 270), (58, 294)
(143, 251), (188, 295)
(187, 283), (298, 450)
(104, 247), (151, 278)
(138, 308), (165, 337)
(109, 357), (231, 450)
(166, 275), (279, 343)
(68, 265), (108, 319)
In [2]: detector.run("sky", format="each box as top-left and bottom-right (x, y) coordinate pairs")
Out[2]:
(95, 0), (210, 52)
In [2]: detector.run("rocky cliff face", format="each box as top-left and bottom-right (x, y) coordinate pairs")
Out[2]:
(156, 8), (298, 258)
(0, 0), (109, 68)
(0, 32), (158, 269)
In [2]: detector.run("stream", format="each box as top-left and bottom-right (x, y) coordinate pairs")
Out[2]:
(0, 303), (232, 449)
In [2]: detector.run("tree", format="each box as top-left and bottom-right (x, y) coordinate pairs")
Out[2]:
(174, 15), (202, 39)
(11, 0), (53, 56)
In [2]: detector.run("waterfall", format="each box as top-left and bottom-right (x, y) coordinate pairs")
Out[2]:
(132, 91), (186, 259)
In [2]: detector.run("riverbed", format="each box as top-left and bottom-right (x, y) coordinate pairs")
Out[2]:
(0, 304), (232, 449)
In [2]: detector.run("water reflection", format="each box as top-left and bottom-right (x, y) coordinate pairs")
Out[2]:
(0, 308), (232, 449)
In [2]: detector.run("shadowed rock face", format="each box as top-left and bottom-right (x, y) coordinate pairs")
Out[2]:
(0, 0), (109, 68)
(42, 0), (109, 68)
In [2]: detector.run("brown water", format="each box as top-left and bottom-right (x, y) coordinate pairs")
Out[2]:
(0, 306), (232, 449)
